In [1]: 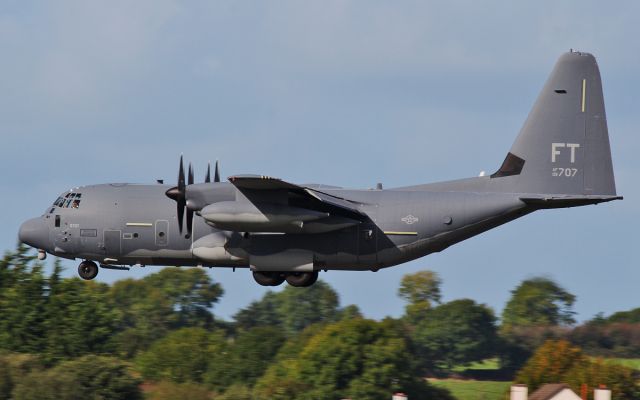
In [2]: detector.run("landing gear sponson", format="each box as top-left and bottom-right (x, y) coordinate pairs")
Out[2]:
(252, 271), (318, 287)
(76, 261), (319, 288)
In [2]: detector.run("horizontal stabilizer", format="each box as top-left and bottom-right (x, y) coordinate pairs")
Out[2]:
(520, 194), (622, 209)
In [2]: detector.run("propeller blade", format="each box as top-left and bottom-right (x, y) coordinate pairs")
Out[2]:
(178, 156), (185, 192)
(214, 160), (220, 183)
(186, 208), (194, 235)
(205, 162), (211, 183)
(165, 156), (188, 233)
(177, 199), (185, 233)
(165, 156), (198, 236)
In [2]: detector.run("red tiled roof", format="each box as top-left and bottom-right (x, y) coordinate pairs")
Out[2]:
(529, 384), (573, 400)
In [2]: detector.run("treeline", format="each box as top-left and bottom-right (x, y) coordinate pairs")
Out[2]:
(0, 244), (639, 399)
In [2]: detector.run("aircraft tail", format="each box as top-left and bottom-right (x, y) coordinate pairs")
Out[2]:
(491, 51), (619, 199)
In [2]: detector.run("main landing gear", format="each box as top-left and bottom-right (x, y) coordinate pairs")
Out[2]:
(78, 260), (99, 280)
(252, 271), (319, 287)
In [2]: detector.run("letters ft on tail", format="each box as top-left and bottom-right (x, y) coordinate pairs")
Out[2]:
(19, 51), (621, 287)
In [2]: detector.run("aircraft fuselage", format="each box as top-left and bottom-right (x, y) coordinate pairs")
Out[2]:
(21, 181), (529, 272)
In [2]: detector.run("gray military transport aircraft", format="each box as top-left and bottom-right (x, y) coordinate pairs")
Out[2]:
(19, 51), (621, 287)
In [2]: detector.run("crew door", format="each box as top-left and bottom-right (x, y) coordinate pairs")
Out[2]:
(104, 230), (121, 257)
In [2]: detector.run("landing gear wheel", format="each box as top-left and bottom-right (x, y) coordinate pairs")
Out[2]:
(285, 271), (319, 287)
(78, 260), (99, 280)
(252, 271), (285, 286)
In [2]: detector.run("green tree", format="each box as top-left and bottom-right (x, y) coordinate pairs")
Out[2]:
(398, 270), (442, 323)
(413, 299), (498, 370)
(234, 281), (341, 335)
(605, 307), (640, 324)
(146, 381), (212, 400)
(0, 246), (48, 354)
(43, 278), (119, 362)
(205, 326), (285, 391)
(108, 278), (176, 358)
(216, 384), (253, 400)
(142, 268), (224, 328)
(12, 355), (141, 400)
(234, 291), (282, 330)
(0, 353), (43, 399)
(255, 319), (453, 400)
(136, 327), (226, 383)
(502, 277), (576, 331)
(107, 268), (224, 358)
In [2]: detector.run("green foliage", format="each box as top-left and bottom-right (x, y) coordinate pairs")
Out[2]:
(0, 353), (44, 399)
(0, 244), (225, 362)
(398, 270), (442, 323)
(234, 280), (340, 335)
(216, 384), (253, 400)
(145, 381), (212, 400)
(254, 318), (453, 400)
(605, 308), (640, 324)
(515, 340), (640, 400)
(338, 304), (363, 320)
(0, 246), (48, 354)
(413, 299), (498, 370)
(44, 278), (119, 362)
(515, 340), (584, 388)
(205, 326), (285, 391)
(107, 278), (175, 358)
(564, 359), (640, 400)
(109, 268), (223, 358)
(12, 355), (141, 400)
(569, 308), (640, 357)
(142, 268), (223, 328)
(501, 277), (576, 330)
(136, 327), (225, 383)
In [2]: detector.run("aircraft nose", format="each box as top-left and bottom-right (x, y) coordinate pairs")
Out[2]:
(19, 218), (49, 249)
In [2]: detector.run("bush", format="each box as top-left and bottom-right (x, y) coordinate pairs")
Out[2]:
(216, 384), (253, 400)
(145, 381), (211, 400)
(515, 340), (640, 400)
(0, 353), (43, 399)
(136, 327), (226, 383)
(12, 355), (141, 400)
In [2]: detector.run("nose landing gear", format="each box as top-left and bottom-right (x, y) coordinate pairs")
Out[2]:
(78, 260), (98, 280)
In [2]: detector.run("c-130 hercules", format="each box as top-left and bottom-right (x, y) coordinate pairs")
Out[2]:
(19, 51), (621, 287)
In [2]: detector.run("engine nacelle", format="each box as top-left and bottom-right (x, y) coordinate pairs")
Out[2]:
(200, 201), (329, 233)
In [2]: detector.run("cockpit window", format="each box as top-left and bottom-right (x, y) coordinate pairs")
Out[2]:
(53, 193), (82, 209)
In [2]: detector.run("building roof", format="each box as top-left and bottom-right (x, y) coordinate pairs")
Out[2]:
(529, 384), (576, 400)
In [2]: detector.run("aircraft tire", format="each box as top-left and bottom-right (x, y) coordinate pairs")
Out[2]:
(285, 271), (318, 287)
(252, 271), (285, 286)
(78, 260), (99, 280)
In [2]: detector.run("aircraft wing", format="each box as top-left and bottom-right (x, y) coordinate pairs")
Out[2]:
(228, 175), (367, 220)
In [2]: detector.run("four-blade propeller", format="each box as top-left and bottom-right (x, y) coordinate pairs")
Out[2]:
(165, 156), (220, 236)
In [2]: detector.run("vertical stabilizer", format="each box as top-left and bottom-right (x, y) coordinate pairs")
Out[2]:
(492, 51), (617, 196)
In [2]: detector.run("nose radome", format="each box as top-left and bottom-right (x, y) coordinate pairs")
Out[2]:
(19, 218), (49, 250)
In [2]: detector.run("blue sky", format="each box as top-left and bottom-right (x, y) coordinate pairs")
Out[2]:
(1, 1), (638, 322)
